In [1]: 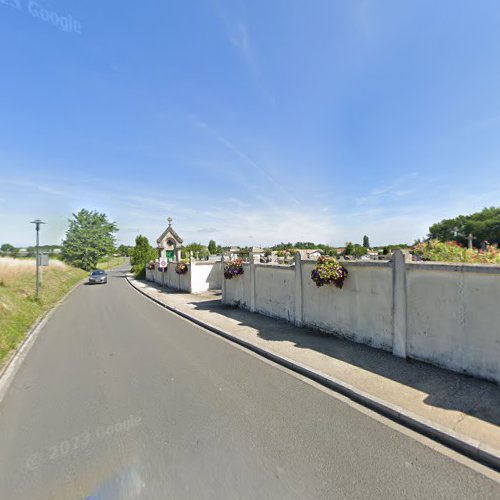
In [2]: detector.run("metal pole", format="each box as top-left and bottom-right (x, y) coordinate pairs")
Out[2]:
(31, 219), (45, 299)
(35, 223), (40, 298)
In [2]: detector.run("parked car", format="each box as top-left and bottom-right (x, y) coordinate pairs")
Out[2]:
(88, 269), (108, 284)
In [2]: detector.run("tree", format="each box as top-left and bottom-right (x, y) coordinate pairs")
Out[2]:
(428, 207), (500, 247)
(208, 240), (217, 254)
(363, 235), (370, 248)
(62, 209), (118, 270)
(130, 235), (157, 277)
(294, 241), (316, 249)
(352, 244), (368, 258)
(117, 244), (130, 256)
(344, 242), (354, 256)
(1, 243), (15, 253)
(182, 243), (209, 260)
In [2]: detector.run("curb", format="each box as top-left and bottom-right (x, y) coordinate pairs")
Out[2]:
(0, 276), (88, 405)
(126, 275), (500, 472)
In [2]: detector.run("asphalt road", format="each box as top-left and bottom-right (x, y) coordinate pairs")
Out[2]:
(0, 267), (498, 499)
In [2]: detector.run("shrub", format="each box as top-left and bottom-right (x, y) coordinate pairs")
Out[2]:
(413, 240), (500, 264)
(133, 265), (146, 279)
(224, 259), (244, 279)
(311, 256), (348, 288)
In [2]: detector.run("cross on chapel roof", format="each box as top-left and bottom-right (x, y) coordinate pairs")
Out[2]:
(156, 217), (183, 245)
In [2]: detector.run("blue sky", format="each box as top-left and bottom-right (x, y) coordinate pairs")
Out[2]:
(1, 0), (499, 247)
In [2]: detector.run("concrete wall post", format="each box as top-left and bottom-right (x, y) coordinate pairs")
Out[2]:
(221, 255), (226, 304)
(294, 252), (303, 327)
(392, 250), (408, 358)
(249, 252), (256, 312)
(189, 253), (195, 293)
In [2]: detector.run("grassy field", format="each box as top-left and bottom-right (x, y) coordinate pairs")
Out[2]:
(0, 256), (126, 370)
(95, 255), (128, 270)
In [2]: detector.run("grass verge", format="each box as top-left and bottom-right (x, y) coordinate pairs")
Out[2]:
(95, 256), (127, 270)
(0, 256), (127, 370)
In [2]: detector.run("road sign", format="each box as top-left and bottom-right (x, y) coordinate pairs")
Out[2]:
(159, 257), (168, 269)
(38, 253), (49, 267)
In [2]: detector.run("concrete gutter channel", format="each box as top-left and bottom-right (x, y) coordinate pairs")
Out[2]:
(126, 275), (500, 473)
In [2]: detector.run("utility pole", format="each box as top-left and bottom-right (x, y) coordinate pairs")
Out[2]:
(30, 219), (46, 299)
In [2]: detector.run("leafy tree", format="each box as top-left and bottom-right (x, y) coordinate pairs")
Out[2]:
(428, 207), (500, 247)
(294, 241), (316, 249)
(323, 247), (338, 257)
(62, 209), (118, 270)
(117, 244), (130, 256)
(344, 242), (354, 256)
(208, 240), (217, 254)
(352, 244), (368, 258)
(363, 235), (370, 248)
(1, 243), (15, 254)
(130, 235), (157, 277)
(272, 242), (294, 251)
(182, 243), (209, 260)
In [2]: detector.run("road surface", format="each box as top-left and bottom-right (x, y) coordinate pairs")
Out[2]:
(0, 266), (498, 499)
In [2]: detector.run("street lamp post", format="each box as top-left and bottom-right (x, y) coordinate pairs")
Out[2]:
(30, 219), (46, 298)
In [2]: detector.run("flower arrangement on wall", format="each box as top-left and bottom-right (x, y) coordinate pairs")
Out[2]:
(224, 259), (244, 279)
(311, 256), (348, 288)
(175, 261), (189, 275)
(147, 261), (155, 270)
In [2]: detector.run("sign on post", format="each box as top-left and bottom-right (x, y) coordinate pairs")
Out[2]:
(159, 257), (168, 269)
(38, 253), (49, 267)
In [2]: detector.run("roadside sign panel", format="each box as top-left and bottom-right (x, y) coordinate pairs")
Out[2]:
(159, 257), (168, 268)
(38, 253), (49, 267)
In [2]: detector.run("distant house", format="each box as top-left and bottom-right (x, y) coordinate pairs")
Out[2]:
(229, 247), (240, 260)
(295, 249), (322, 260)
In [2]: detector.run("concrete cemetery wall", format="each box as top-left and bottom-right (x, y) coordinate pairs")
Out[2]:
(255, 265), (295, 321)
(191, 262), (223, 293)
(222, 263), (251, 307)
(301, 261), (393, 350)
(145, 260), (222, 294)
(222, 252), (500, 383)
(406, 263), (500, 383)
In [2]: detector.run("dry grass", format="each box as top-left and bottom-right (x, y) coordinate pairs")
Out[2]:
(0, 257), (67, 287)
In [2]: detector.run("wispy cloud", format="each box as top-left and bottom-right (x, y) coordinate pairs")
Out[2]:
(356, 172), (418, 205)
(354, 0), (376, 39)
(188, 115), (299, 205)
(227, 19), (252, 64)
(4, 180), (69, 197)
(212, 2), (275, 105)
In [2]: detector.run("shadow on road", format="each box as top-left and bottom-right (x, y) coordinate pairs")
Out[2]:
(188, 297), (500, 429)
